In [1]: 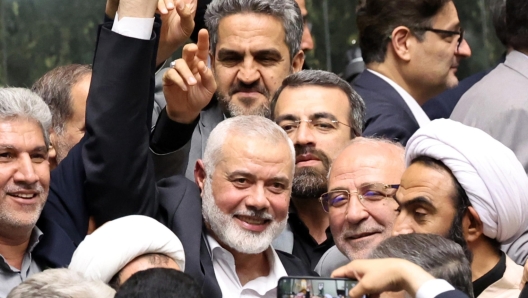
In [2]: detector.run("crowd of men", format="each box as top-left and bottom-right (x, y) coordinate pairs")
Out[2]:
(1, 0), (528, 297)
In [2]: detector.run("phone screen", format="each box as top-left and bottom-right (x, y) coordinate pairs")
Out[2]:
(277, 276), (361, 298)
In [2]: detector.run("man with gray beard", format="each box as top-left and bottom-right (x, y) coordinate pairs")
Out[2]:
(269, 70), (365, 269)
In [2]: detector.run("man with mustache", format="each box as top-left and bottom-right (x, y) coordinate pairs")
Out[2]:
(392, 119), (528, 298)
(269, 70), (365, 269)
(353, 0), (471, 145)
(149, 0), (305, 180)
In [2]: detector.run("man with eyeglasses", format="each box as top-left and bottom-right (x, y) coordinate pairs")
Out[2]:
(392, 119), (528, 298)
(352, 0), (471, 145)
(269, 70), (365, 270)
(314, 137), (405, 277)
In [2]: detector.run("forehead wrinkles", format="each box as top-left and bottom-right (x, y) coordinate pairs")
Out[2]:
(216, 14), (287, 51)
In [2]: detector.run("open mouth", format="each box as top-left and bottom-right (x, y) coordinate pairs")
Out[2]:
(234, 215), (272, 232)
(7, 192), (39, 205)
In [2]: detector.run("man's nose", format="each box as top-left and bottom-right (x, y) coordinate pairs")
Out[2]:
(301, 26), (314, 52)
(13, 154), (39, 185)
(237, 59), (260, 84)
(391, 216), (414, 236)
(245, 186), (271, 210)
(293, 121), (316, 147)
(456, 39), (471, 58)
(344, 195), (369, 224)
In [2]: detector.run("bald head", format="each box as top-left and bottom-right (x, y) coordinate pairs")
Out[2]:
(327, 137), (405, 260)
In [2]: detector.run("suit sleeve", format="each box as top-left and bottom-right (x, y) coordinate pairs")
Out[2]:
(82, 20), (161, 226)
(363, 101), (418, 146)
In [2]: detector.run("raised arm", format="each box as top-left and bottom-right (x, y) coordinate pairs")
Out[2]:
(83, 0), (160, 226)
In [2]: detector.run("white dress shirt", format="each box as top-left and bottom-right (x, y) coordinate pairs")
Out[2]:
(367, 69), (431, 127)
(111, 12), (154, 40)
(206, 234), (288, 298)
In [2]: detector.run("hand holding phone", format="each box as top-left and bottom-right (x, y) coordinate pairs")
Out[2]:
(277, 276), (360, 298)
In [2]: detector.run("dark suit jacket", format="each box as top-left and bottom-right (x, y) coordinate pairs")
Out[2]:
(32, 21), (160, 269)
(436, 290), (470, 298)
(47, 14), (313, 298)
(353, 70), (419, 146)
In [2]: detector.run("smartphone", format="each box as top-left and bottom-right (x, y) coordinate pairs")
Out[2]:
(277, 276), (362, 298)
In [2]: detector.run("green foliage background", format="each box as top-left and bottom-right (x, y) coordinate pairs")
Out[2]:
(0, 0), (504, 87)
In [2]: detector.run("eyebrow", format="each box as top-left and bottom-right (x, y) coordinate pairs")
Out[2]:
(217, 49), (243, 60)
(227, 170), (256, 180)
(274, 112), (339, 124)
(252, 49), (283, 60)
(397, 196), (436, 210)
(274, 114), (299, 123)
(0, 144), (48, 153)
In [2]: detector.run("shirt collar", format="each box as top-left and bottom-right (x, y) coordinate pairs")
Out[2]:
(206, 233), (288, 296)
(367, 69), (431, 127)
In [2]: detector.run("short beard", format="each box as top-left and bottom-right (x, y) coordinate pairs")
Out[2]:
(202, 177), (287, 254)
(291, 146), (331, 199)
(446, 209), (473, 263)
(216, 79), (272, 118)
(0, 184), (47, 231)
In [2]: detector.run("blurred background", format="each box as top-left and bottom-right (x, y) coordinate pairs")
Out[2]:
(0, 0), (504, 87)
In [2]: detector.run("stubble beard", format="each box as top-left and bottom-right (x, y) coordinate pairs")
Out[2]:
(201, 177), (287, 254)
(0, 184), (47, 231)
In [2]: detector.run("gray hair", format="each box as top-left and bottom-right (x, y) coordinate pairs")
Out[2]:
(369, 234), (474, 298)
(203, 115), (295, 178)
(205, 0), (303, 61)
(271, 70), (366, 137)
(7, 268), (115, 298)
(0, 88), (52, 148)
(31, 64), (92, 135)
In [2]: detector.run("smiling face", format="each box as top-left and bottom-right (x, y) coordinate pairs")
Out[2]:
(198, 134), (293, 254)
(212, 13), (304, 117)
(328, 141), (404, 260)
(407, 1), (471, 98)
(392, 162), (457, 237)
(0, 119), (49, 234)
(274, 85), (352, 199)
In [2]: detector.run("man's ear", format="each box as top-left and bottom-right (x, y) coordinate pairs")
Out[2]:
(48, 130), (57, 167)
(291, 50), (305, 73)
(464, 206), (484, 244)
(194, 159), (207, 196)
(390, 26), (413, 62)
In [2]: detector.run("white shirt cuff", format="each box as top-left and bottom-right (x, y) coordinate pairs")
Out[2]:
(415, 279), (455, 298)
(111, 12), (154, 40)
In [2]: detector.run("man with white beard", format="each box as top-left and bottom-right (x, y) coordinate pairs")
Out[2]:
(191, 116), (315, 297)
(107, 115), (315, 298)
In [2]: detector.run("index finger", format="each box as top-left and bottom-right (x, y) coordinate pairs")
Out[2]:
(196, 29), (210, 62)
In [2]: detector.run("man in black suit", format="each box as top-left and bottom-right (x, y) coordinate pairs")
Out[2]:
(353, 0), (471, 145)
(0, 0), (161, 294)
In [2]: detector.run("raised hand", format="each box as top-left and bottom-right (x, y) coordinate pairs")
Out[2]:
(156, 0), (197, 66)
(117, 0), (158, 19)
(163, 29), (216, 124)
(331, 258), (435, 298)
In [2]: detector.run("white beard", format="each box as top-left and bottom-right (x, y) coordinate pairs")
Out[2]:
(201, 177), (287, 254)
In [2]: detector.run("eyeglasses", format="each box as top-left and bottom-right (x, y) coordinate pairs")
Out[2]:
(319, 183), (399, 213)
(416, 27), (465, 52)
(277, 119), (350, 134)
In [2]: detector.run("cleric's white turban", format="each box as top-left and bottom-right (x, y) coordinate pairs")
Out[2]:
(68, 215), (185, 283)
(406, 119), (528, 243)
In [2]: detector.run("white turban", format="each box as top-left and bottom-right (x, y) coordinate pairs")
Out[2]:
(406, 119), (528, 243)
(68, 215), (185, 283)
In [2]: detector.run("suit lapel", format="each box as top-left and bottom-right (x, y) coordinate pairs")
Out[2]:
(200, 232), (223, 298)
